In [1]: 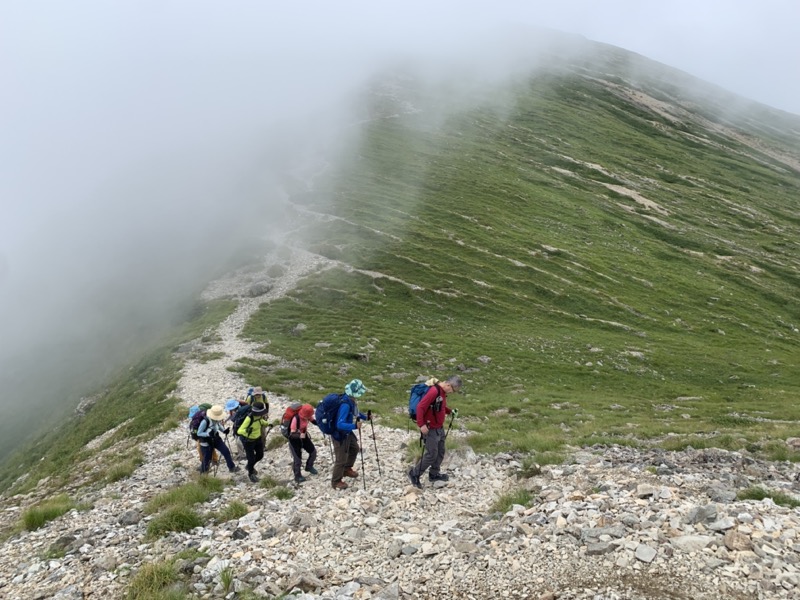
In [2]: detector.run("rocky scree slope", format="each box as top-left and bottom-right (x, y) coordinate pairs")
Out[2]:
(1, 251), (800, 600)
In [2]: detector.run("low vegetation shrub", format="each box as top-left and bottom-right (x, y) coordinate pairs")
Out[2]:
(146, 506), (203, 538)
(126, 560), (186, 600)
(145, 477), (223, 514)
(22, 495), (75, 531)
(107, 452), (145, 483)
(271, 486), (294, 500)
(259, 476), (279, 489)
(737, 486), (800, 508)
(215, 501), (248, 523)
(491, 488), (532, 514)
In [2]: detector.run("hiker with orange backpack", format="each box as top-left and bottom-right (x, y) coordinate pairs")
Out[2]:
(285, 403), (318, 484)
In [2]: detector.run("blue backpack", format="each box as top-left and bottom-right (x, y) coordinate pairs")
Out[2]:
(315, 393), (353, 436)
(409, 383), (440, 421)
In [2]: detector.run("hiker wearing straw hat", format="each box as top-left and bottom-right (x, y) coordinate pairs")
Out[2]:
(197, 404), (240, 475)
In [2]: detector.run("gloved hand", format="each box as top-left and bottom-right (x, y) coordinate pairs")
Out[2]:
(452, 408), (459, 418)
(223, 427), (230, 435)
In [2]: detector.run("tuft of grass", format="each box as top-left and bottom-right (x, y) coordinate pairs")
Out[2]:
(21, 495), (75, 531)
(737, 486), (800, 508)
(271, 486), (294, 500)
(220, 566), (234, 594)
(106, 451), (145, 483)
(215, 501), (248, 523)
(517, 456), (542, 479)
(126, 560), (186, 600)
(259, 475), (279, 490)
(145, 477), (224, 514)
(174, 548), (209, 561)
(196, 351), (226, 364)
(535, 451), (565, 466)
(491, 488), (533, 514)
(146, 506), (203, 539)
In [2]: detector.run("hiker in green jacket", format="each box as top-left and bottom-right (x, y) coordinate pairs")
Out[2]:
(237, 401), (268, 483)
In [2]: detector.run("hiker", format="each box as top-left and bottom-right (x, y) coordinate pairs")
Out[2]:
(189, 403), (218, 467)
(197, 405), (240, 475)
(236, 401), (269, 483)
(407, 375), (462, 488)
(246, 386), (267, 405)
(331, 379), (368, 490)
(225, 397), (247, 458)
(287, 403), (318, 484)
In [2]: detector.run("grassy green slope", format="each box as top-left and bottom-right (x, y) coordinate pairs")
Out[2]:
(237, 62), (800, 456)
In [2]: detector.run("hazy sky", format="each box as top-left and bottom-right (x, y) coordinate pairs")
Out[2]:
(1, 0), (798, 389)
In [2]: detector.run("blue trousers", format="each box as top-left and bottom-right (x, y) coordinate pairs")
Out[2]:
(200, 436), (235, 473)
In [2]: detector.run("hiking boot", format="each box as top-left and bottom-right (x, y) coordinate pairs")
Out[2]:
(407, 468), (422, 489)
(306, 466), (318, 475)
(295, 475), (307, 484)
(343, 467), (359, 478)
(229, 465), (241, 473)
(332, 480), (348, 490)
(248, 472), (259, 483)
(429, 473), (449, 482)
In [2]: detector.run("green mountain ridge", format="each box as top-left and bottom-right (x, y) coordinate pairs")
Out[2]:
(236, 44), (800, 453)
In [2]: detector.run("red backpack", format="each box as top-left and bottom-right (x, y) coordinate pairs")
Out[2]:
(280, 402), (302, 439)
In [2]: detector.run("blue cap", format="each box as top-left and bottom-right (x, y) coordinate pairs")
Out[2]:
(345, 379), (368, 398)
(224, 398), (240, 411)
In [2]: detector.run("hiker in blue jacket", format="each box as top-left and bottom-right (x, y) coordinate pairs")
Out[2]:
(331, 379), (368, 490)
(197, 404), (240, 475)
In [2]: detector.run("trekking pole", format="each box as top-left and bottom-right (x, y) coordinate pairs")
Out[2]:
(357, 425), (366, 491)
(444, 413), (455, 439)
(367, 411), (382, 476)
(212, 438), (219, 477)
(328, 435), (334, 463)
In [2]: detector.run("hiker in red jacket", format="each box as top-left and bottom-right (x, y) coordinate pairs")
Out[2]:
(408, 375), (462, 488)
(287, 403), (318, 484)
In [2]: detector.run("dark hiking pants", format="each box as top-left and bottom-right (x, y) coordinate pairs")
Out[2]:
(413, 427), (446, 478)
(201, 436), (235, 473)
(288, 435), (317, 478)
(242, 438), (264, 475)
